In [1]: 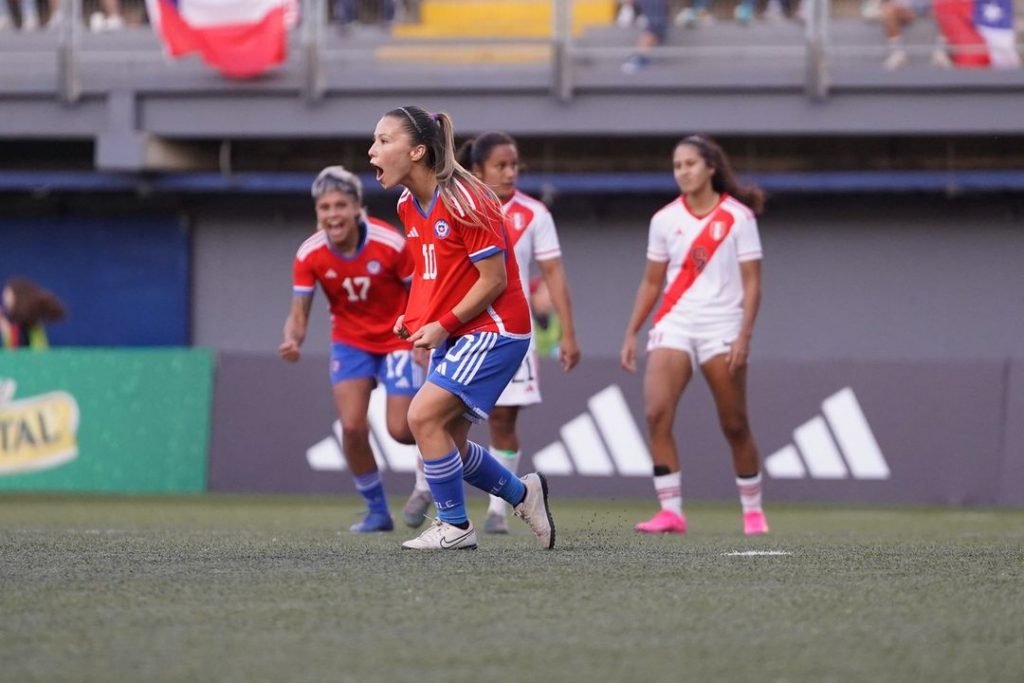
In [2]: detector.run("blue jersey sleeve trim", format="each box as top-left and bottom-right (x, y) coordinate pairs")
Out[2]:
(468, 246), (502, 263)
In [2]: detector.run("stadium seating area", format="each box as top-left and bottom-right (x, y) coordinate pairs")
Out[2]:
(0, 0), (1020, 174)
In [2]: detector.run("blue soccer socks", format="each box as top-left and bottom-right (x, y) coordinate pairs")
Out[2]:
(423, 449), (468, 526)
(353, 470), (390, 515)
(463, 441), (527, 506)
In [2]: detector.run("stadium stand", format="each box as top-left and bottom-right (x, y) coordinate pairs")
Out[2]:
(0, 0), (1020, 172)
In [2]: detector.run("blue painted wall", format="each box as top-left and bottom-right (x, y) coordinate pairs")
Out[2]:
(0, 216), (190, 346)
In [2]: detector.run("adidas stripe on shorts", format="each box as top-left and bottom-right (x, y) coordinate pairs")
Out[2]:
(330, 343), (424, 396)
(427, 332), (530, 423)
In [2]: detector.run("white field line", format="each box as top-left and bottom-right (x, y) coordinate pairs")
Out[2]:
(722, 550), (793, 557)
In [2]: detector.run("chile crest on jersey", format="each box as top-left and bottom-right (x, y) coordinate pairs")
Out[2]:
(434, 220), (451, 239)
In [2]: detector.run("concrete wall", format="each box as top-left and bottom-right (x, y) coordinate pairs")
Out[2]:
(192, 193), (1024, 361)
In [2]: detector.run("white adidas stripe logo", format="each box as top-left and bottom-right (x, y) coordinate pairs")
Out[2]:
(765, 387), (890, 480)
(532, 385), (651, 477)
(307, 385), (888, 482)
(305, 384), (653, 477)
(306, 388), (420, 473)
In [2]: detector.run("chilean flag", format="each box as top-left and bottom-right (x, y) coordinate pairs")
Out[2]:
(934, 0), (1021, 68)
(145, 0), (290, 78)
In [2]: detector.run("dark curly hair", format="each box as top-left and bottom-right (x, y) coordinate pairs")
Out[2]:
(3, 277), (66, 327)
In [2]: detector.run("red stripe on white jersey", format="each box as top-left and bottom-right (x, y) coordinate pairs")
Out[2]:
(653, 205), (736, 325)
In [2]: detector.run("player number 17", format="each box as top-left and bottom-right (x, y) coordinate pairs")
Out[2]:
(341, 276), (370, 302)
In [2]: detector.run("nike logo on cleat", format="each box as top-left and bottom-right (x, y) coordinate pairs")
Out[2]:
(439, 530), (475, 549)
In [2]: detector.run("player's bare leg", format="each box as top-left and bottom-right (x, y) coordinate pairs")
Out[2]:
(333, 378), (394, 532)
(636, 348), (692, 534)
(384, 393), (416, 445)
(702, 355), (768, 535)
(484, 405), (521, 533)
(387, 392), (432, 528)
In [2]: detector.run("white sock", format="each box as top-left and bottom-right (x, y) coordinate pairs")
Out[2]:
(413, 458), (429, 492)
(736, 473), (763, 513)
(654, 472), (683, 515)
(488, 447), (520, 514)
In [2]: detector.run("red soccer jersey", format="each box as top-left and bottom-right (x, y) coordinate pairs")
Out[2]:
(396, 181), (531, 338)
(292, 217), (414, 353)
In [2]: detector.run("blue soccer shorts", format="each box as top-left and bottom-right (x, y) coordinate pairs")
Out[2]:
(427, 332), (530, 423)
(330, 343), (423, 396)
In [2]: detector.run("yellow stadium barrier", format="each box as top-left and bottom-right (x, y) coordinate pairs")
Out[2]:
(391, 0), (615, 39)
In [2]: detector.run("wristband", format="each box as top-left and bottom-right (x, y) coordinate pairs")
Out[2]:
(438, 311), (461, 334)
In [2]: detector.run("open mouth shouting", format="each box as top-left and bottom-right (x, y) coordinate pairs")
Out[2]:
(371, 162), (385, 187)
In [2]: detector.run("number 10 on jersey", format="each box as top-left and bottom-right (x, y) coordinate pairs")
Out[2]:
(422, 244), (437, 280)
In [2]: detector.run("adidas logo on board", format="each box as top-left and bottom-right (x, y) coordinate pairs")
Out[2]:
(765, 387), (890, 480)
(305, 385), (652, 477)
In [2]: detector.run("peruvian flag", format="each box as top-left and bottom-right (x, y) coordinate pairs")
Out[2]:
(934, 0), (1021, 68)
(146, 0), (291, 78)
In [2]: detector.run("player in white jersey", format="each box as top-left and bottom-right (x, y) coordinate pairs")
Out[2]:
(621, 135), (769, 536)
(401, 131), (581, 534)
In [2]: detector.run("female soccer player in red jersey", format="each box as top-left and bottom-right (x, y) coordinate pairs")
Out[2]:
(621, 135), (769, 536)
(402, 131), (581, 534)
(280, 165), (422, 533)
(368, 106), (554, 550)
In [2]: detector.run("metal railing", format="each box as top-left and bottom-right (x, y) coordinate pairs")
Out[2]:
(11, 0), (1018, 105)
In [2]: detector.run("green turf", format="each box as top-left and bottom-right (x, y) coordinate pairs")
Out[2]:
(1, 494), (1022, 683)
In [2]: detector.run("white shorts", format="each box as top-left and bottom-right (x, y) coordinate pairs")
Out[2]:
(494, 346), (542, 407)
(647, 324), (739, 367)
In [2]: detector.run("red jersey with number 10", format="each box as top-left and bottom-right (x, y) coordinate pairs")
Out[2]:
(396, 181), (531, 338)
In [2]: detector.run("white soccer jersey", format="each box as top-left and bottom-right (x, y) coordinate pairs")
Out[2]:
(502, 190), (562, 298)
(647, 193), (762, 336)
(494, 190), (561, 407)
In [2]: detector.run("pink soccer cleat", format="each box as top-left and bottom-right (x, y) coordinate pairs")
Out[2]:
(635, 509), (687, 534)
(743, 510), (769, 536)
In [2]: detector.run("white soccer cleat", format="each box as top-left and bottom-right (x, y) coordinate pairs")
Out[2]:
(513, 473), (555, 549)
(401, 518), (477, 550)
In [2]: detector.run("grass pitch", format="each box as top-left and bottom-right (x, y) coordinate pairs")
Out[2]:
(2, 494), (1022, 683)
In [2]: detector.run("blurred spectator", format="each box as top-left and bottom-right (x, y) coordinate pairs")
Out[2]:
(88, 0), (125, 31)
(616, 0), (637, 26)
(332, 0), (421, 25)
(0, 277), (66, 351)
(620, 0), (669, 72)
(872, 0), (953, 69)
(0, 0), (143, 29)
(674, 0), (714, 28)
(735, 0), (756, 22)
(42, 0), (61, 28)
(734, 0), (795, 23)
(0, 0), (42, 30)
